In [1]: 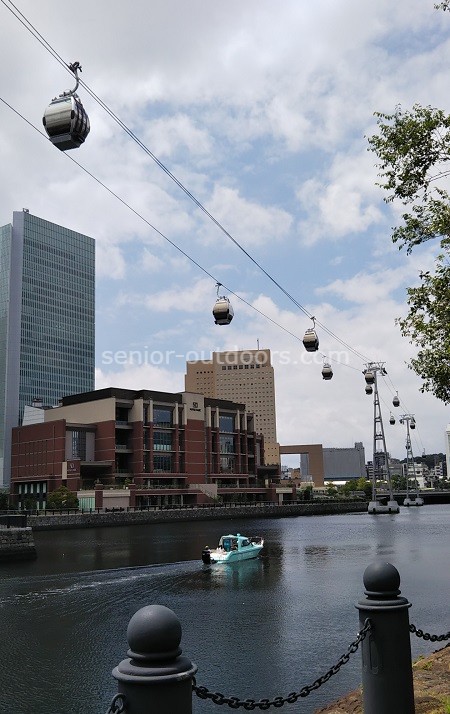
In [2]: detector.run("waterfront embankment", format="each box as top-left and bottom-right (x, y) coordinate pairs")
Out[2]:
(314, 646), (450, 714)
(0, 526), (36, 561)
(28, 500), (366, 531)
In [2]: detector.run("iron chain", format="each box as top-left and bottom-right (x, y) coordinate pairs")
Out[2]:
(409, 624), (450, 642)
(105, 693), (127, 714)
(192, 619), (372, 709)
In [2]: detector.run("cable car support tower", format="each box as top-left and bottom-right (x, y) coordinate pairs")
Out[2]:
(364, 363), (399, 514)
(399, 414), (424, 507)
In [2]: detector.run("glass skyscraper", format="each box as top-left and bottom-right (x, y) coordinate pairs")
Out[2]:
(0, 210), (95, 487)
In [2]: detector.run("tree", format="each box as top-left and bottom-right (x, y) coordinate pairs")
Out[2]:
(0, 490), (9, 510)
(368, 103), (450, 403)
(391, 474), (407, 490)
(46, 485), (79, 510)
(398, 248), (450, 402)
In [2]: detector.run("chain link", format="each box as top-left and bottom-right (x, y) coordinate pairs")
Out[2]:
(105, 693), (127, 714)
(192, 619), (371, 709)
(409, 624), (450, 642)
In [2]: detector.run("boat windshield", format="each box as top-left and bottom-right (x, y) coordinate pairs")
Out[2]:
(220, 537), (238, 552)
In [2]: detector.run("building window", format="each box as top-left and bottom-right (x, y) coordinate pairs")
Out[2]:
(220, 456), (235, 473)
(154, 454), (172, 472)
(116, 407), (129, 424)
(154, 430), (172, 451)
(153, 407), (173, 427)
(70, 430), (86, 459)
(219, 414), (234, 432)
(220, 434), (235, 454)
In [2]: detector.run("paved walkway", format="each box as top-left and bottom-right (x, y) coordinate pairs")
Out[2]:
(314, 645), (449, 714)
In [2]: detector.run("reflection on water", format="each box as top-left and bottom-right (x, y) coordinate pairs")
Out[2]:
(304, 543), (373, 565)
(1, 507), (449, 714)
(201, 558), (267, 590)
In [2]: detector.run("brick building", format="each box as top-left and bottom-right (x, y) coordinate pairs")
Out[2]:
(10, 387), (267, 509)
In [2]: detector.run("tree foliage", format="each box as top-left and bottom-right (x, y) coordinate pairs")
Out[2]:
(368, 105), (450, 251)
(397, 245), (450, 402)
(368, 103), (450, 403)
(0, 490), (9, 510)
(46, 485), (79, 510)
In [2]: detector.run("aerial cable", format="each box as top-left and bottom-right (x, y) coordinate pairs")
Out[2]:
(0, 0), (377, 366)
(2, 0), (313, 317)
(0, 94), (335, 356)
(313, 318), (370, 362)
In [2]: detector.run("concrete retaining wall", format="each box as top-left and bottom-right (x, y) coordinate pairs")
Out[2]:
(29, 501), (366, 531)
(0, 527), (37, 561)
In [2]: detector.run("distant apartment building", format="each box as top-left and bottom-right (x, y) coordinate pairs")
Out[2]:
(10, 387), (265, 509)
(322, 442), (366, 481)
(185, 349), (280, 466)
(403, 461), (429, 483)
(0, 210), (95, 487)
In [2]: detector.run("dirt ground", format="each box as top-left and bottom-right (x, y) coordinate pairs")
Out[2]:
(314, 645), (450, 714)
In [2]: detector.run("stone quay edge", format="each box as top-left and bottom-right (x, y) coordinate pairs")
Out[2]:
(28, 501), (367, 531)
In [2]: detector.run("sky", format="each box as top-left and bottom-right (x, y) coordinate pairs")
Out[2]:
(0, 0), (449, 464)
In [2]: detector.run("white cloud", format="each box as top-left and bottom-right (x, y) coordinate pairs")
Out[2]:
(95, 364), (184, 393)
(319, 247), (438, 305)
(117, 277), (214, 314)
(141, 249), (164, 273)
(296, 149), (384, 245)
(203, 185), (293, 247)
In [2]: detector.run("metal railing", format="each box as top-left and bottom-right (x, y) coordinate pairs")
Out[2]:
(15, 498), (364, 517)
(105, 562), (449, 714)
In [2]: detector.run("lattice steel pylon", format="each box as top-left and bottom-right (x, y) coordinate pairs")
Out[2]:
(399, 414), (424, 507)
(364, 363), (399, 514)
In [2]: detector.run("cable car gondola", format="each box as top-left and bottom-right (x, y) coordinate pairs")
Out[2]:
(389, 414), (395, 425)
(365, 385), (373, 395)
(43, 61), (90, 151)
(410, 418), (416, 430)
(212, 285), (234, 325)
(303, 318), (319, 352)
(213, 297), (234, 325)
(392, 393), (400, 407)
(364, 370), (375, 385)
(321, 363), (333, 380)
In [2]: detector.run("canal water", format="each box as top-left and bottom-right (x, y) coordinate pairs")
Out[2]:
(1, 506), (449, 714)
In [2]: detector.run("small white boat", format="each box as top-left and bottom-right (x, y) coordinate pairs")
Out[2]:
(202, 533), (264, 564)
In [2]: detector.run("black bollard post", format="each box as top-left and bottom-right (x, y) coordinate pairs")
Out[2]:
(356, 561), (415, 714)
(112, 604), (197, 714)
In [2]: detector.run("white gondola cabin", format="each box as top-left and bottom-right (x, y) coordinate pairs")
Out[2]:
(303, 328), (319, 352)
(213, 296), (234, 325)
(364, 370), (375, 385)
(392, 394), (400, 407)
(389, 415), (395, 425)
(365, 385), (373, 395)
(42, 62), (90, 151)
(322, 363), (333, 380)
